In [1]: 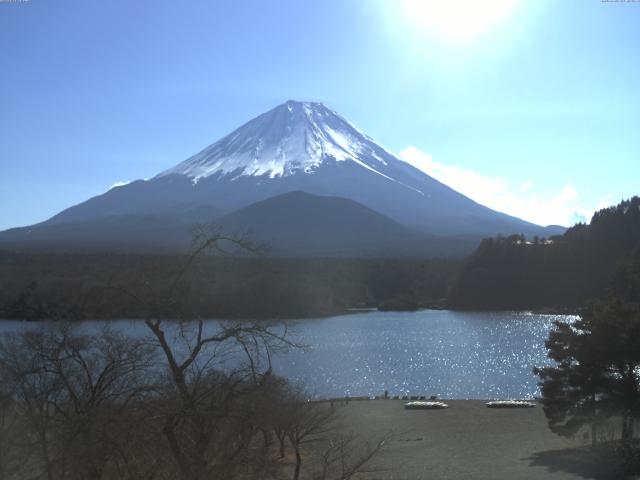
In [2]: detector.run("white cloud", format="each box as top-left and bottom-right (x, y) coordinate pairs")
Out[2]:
(398, 146), (609, 227)
(519, 180), (533, 193)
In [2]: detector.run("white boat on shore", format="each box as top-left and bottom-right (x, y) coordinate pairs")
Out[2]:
(404, 401), (449, 410)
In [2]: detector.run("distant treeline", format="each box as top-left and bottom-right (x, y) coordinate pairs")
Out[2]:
(449, 197), (640, 310)
(0, 252), (459, 320)
(3, 197), (639, 320)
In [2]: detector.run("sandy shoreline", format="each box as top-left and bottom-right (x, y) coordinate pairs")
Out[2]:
(326, 399), (622, 480)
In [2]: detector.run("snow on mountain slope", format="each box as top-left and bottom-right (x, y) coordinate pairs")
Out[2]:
(158, 101), (399, 184)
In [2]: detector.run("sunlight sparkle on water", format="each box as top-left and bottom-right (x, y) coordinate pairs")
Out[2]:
(275, 310), (572, 399)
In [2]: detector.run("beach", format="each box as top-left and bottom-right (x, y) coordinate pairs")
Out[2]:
(327, 399), (620, 480)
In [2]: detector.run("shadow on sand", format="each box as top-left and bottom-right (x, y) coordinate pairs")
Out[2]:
(526, 444), (631, 479)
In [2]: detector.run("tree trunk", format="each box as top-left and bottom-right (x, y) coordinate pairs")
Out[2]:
(162, 418), (194, 480)
(261, 428), (272, 448)
(39, 428), (55, 480)
(293, 446), (302, 480)
(622, 412), (630, 443)
(591, 392), (597, 447)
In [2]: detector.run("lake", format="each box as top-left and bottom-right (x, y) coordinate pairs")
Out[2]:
(0, 310), (575, 399)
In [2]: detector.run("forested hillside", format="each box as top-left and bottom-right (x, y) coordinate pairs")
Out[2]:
(450, 197), (640, 310)
(0, 253), (457, 320)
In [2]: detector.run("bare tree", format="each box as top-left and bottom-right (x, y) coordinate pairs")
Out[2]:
(128, 226), (294, 480)
(312, 433), (390, 480)
(281, 396), (391, 480)
(0, 226), (390, 480)
(0, 323), (156, 480)
(0, 389), (22, 480)
(286, 400), (335, 480)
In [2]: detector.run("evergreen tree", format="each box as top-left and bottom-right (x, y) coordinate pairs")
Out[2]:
(451, 196), (640, 310)
(535, 299), (640, 445)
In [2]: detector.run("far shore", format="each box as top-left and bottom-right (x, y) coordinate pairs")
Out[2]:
(0, 305), (580, 322)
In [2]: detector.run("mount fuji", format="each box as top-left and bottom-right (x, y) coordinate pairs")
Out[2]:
(0, 100), (564, 256)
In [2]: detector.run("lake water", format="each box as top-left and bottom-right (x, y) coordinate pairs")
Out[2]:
(0, 310), (576, 400)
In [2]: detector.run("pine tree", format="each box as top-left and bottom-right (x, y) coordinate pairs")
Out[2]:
(535, 299), (640, 445)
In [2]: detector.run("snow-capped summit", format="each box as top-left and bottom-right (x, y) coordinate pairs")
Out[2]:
(158, 100), (397, 183)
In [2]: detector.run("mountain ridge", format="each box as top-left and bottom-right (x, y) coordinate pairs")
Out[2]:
(0, 100), (565, 255)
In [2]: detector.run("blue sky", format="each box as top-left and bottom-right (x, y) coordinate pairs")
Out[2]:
(0, 0), (638, 230)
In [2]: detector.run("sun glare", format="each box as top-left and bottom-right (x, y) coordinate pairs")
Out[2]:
(403, 0), (517, 40)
